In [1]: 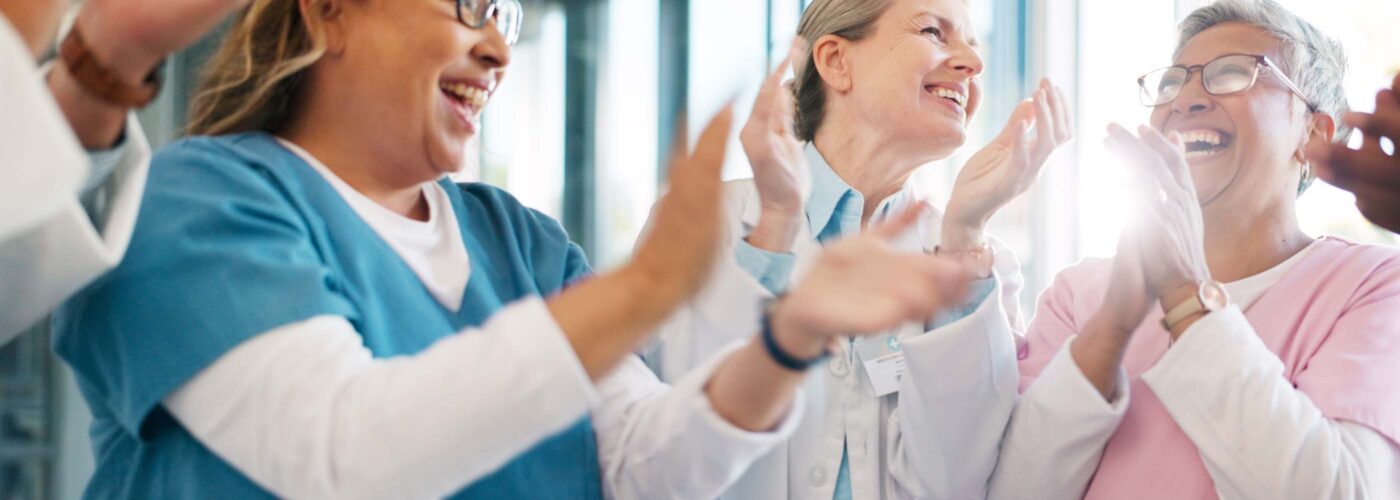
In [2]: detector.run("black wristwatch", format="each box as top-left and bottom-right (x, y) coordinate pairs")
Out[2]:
(760, 297), (830, 371)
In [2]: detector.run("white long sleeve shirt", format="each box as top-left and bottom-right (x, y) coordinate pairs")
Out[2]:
(162, 146), (803, 500)
(990, 242), (1400, 499)
(0, 13), (150, 340)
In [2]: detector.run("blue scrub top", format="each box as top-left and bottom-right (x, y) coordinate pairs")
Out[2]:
(54, 133), (603, 499)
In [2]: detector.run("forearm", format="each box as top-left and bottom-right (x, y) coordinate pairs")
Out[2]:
(166, 299), (599, 500)
(702, 338), (806, 432)
(47, 60), (129, 149)
(1069, 310), (1134, 401)
(1143, 308), (1400, 499)
(549, 265), (687, 380)
(989, 339), (1128, 500)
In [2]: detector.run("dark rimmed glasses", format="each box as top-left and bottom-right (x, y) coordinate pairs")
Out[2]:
(1137, 53), (1317, 112)
(455, 0), (523, 46)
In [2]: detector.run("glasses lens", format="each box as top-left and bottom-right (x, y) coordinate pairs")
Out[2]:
(1140, 67), (1187, 106)
(1203, 55), (1258, 95)
(495, 0), (522, 45)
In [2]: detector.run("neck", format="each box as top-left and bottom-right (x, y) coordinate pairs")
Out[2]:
(281, 93), (429, 221)
(812, 122), (926, 225)
(1201, 196), (1311, 283)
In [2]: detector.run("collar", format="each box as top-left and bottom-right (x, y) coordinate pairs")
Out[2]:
(802, 143), (913, 241)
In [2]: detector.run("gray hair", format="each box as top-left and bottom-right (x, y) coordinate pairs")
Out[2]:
(1177, 0), (1351, 195)
(793, 0), (893, 142)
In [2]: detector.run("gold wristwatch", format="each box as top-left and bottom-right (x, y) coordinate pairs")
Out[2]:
(1160, 280), (1230, 331)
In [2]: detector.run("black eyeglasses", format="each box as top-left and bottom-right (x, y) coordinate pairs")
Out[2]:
(455, 0), (523, 46)
(1137, 53), (1317, 112)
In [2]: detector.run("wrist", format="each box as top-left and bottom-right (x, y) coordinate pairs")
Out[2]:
(939, 210), (988, 253)
(75, 14), (161, 87)
(47, 62), (129, 149)
(1157, 278), (1204, 313)
(748, 207), (803, 253)
(769, 301), (829, 360)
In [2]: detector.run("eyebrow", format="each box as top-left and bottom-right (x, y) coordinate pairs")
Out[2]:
(923, 12), (979, 48)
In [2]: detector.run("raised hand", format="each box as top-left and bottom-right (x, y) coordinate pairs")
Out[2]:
(76, 0), (250, 84)
(1104, 124), (1211, 298)
(742, 38), (811, 253)
(943, 78), (1073, 250)
(1309, 73), (1400, 232)
(769, 204), (974, 358)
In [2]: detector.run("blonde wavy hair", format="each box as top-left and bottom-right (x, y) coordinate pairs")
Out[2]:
(186, 0), (337, 136)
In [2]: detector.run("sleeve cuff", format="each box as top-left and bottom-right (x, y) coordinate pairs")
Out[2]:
(1141, 306), (1262, 405)
(734, 239), (797, 296)
(1038, 337), (1131, 416)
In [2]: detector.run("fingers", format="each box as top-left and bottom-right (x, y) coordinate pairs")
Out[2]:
(1043, 79), (1072, 144)
(1311, 144), (1400, 189)
(995, 99), (1036, 146)
(1136, 125), (1194, 194)
(1105, 123), (1174, 194)
(1031, 86), (1056, 163)
(688, 104), (735, 179)
(867, 203), (928, 241)
(1054, 84), (1074, 142)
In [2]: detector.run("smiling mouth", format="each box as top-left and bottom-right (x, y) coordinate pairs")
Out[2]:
(1180, 129), (1233, 159)
(925, 85), (967, 109)
(439, 81), (489, 116)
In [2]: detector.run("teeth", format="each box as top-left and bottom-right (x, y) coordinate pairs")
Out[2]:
(1180, 130), (1223, 146)
(931, 87), (967, 108)
(440, 82), (489, 111)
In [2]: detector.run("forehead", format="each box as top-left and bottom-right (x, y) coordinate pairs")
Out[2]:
(1175, 23), (1285, 66)
(887, 0), (976, 39)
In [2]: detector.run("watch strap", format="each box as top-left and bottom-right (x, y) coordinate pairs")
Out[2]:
(59, 26), (163, 108)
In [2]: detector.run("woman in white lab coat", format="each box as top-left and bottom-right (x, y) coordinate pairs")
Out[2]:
(0, 0), (244, 339)
(649, 0), (1073, 498)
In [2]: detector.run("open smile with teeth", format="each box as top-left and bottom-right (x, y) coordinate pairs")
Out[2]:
(440, 82), (490, 113)
(927, 86), (967, 109)
(1179, 129), (1233, 159)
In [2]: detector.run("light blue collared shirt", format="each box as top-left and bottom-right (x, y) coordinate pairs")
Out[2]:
(735, 144), (912, 294)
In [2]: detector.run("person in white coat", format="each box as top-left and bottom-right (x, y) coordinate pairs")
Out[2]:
(648, 0), (1073, 498)
(0, 0), (246, 339)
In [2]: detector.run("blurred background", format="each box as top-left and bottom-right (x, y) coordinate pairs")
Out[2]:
(2, 0), (1397, 497)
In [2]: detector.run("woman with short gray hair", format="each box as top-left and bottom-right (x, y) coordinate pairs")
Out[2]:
(990, 1), (1400, 498)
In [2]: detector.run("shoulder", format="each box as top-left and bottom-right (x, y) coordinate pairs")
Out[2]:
(1042, 257), (1115, 303)
(455, 181), (567, 237)
(147, 133), (303, 204)
(1304, 236), (1400, 300)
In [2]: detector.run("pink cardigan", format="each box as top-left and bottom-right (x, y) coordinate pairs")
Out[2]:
(1018, 236), (1400, 498)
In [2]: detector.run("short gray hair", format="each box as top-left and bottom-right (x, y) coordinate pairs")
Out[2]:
(1177, 0), (1351, 194)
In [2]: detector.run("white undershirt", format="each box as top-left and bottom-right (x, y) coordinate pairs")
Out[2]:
(279, 139), (470, 310)
(989, 241), (1400, 500)
(161, 143), (801, 499)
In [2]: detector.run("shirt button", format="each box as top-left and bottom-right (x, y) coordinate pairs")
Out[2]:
(809, 467), (827, 486)
(829, 358), (849, 377)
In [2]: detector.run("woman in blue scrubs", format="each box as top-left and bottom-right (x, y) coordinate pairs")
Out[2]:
(54, 0), (977, 498)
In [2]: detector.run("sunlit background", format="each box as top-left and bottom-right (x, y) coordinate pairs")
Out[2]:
(2, 0), (1397, 498)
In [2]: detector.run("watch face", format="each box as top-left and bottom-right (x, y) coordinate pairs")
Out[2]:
(1199, 282), (1230, 311)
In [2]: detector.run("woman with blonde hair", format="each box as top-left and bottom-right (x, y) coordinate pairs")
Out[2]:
(53, 0), (975, 498)
(652, 0), (1073, 497)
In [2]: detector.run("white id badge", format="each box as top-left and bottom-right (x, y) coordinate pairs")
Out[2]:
(854, 334), (905, 397)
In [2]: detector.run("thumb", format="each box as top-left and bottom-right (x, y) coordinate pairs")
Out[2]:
(866, 203), (928, 241)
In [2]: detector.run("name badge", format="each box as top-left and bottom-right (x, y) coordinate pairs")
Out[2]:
(854, 334), (905, 397)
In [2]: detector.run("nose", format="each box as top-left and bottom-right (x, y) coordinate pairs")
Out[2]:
(1171, 72), (1215, 115)
(471, 21), (511, 70)
(947, 40), (984, 78)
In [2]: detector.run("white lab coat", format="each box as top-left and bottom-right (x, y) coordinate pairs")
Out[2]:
(649, 178), (1023, 499)
(0, 13), (149, 340)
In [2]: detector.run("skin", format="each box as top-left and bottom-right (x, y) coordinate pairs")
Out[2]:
(745, 0), (1072, 266)
(1072, 23), (1337, 400)
(0, 0), (245, 148)
(1310, 73), (1400, 232)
